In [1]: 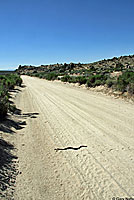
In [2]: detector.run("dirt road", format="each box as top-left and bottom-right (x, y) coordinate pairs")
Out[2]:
(14, 75), (134, 200)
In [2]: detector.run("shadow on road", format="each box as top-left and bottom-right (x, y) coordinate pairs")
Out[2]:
(22, 112), (39, 119)
(0, 138), (18, 199)
(9, 88), (21, 93)
(0, 108), (39, 134)
(20, 84), (26, 88)
(0, 118), (26, 134)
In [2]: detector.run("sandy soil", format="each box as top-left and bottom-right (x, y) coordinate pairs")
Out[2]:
(13, 75), (134, 200)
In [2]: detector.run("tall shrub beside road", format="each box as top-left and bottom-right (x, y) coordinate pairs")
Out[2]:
(116, 71), (134, 93)
(0, 74), (22, 119)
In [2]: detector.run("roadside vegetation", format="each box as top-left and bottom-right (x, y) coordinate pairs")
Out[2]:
(28, 66), (134, 96)
(0, 74), (22, 120)
(115, 71), (134, 94)
(16, 55), (134, 98)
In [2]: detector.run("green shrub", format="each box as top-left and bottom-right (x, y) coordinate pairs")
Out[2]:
(45, 72), (58, 80)
(106, 78), (115, 88)
(115, 63), (125, 71)
(61, 75), (71, 82)
(127, 83), (134, 94)
(116, 79), (127, 92)
(76, 76), (87, 85)
(86, 79), (92, 87)
(0, 74), (22, 119)
(116, 71), (134, 93)
(68, 76), (77, 83)
(94, 80), (102, 86)
(88, 75), (95, 84)
(39, 74), (43, 78)
(0, 92), (9, 120)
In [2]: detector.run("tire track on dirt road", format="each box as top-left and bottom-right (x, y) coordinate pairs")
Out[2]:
(14, 76), (134, 199)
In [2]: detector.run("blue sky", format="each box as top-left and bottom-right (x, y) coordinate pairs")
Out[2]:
(0, 0), (134, 70)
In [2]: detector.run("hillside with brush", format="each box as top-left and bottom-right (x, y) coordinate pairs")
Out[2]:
(16, 55), (134, 99)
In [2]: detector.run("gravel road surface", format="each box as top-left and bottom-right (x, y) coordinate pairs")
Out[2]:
(14, 76), (134, 200)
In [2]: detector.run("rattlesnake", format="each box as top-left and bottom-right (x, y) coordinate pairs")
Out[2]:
(54, 145), (87, 151)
